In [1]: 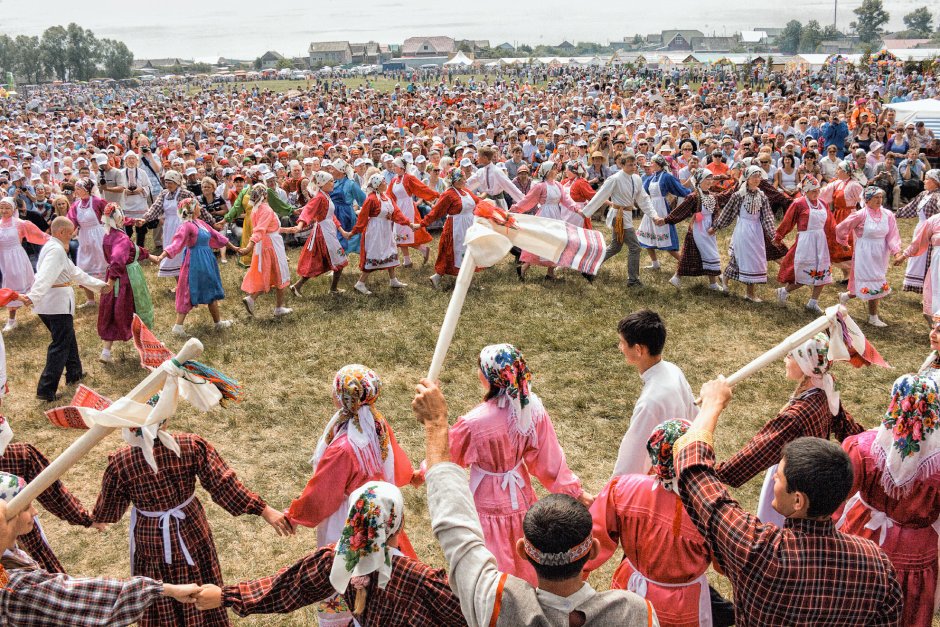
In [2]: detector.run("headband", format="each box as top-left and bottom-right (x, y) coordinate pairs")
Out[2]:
(523, 535), (592, 566)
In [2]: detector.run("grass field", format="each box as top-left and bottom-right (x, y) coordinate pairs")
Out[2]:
(2, 217), (934, 625)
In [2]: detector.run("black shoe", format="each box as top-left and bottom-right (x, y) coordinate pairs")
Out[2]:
(65, 373), (85, 386)
(516, 265), (524, 281)
(627, 280), (644, 288)
(36, 393), (62, 403)
(838, 279), (849, 286)
(581, 272), (595, 283)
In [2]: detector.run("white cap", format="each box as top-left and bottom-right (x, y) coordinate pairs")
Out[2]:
(94, 153), (108, 165)
(184, 167), (198, 176)
(460, 157), (473, 167)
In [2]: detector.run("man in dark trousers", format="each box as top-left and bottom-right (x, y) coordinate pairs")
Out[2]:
(21, 216), (109, 401)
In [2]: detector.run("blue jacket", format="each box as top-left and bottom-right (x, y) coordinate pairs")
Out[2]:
(821, 121), (849, 158)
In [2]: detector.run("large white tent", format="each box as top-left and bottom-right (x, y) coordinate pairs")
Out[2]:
(885, 98), (940, 135)
(444, 51), (473, 66)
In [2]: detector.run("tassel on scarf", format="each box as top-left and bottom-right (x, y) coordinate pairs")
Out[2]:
(178, 360), (243, 404)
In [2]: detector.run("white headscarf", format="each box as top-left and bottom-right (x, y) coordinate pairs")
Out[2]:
(789, 332), (840, 415)
(329, 481), (404, 595)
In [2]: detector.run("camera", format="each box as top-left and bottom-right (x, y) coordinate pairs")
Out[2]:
(142, 146), (151, 153)
(128, 185), (138, 192)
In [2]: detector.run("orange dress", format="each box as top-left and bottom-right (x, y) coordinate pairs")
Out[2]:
(241, 202), (290, 293)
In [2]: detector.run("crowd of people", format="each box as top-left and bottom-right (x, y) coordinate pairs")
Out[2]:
(0, 59), (938, 625)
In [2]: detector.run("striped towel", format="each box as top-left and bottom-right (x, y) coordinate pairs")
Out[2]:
(465, 208), (607, 276)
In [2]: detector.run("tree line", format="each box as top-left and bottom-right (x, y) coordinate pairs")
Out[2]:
(0, 23), (134, 85)
(779, 0), (938, 54)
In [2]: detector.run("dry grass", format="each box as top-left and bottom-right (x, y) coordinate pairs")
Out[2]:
(2, 217), (932, 625)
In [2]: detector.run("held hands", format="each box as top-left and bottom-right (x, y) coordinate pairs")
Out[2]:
(100, 283), (113, 294)
(261, 505), (295, 537)
(149, 254), (163, 264)
(411, 223), (421, 230)
(193, 585), (223, 611)
(653, 217), (666, 227)
(91, 522), (108, 532)
(17, 293), (31, 307)
(162, 583), (202, 604)
(339, 229), (352, 239)
(893, 251), (908, 266)
(707, 227), (716, 236)
(577, 491), (595, 508)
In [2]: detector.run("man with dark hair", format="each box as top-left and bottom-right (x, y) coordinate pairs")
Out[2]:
(612, 310), (697, 476)
(413, 380), (658, 627)
(675, 377), (903, 626)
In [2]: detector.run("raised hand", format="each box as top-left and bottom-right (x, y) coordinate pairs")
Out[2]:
(91, 522), (108, 532)
(577, 491), (595, 508)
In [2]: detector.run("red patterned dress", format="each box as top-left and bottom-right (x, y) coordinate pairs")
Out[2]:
(92, 433), (268, 627)
(0, 442), (93, 573)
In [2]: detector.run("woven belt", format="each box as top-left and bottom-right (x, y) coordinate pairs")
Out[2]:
(51, 283), (72, 288)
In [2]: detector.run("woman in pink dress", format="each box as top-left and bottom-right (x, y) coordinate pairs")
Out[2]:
(67, 177), (108, 308)
(511, 161), (586, 281)
(587, 419), (731, 627)
(286, 364), (420, 627)
(290, 172), (349, 296)
(0, 197), (48, 333)
(448, 343), (591, 586)
(836, 186), (902, 327)
(237, 184), (292, 318)
(894, 172), (940, 324)
(836, 373), (940, 627)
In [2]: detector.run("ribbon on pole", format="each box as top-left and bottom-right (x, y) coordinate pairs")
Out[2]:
(426, 203), (606, 380)
(5, 338), (205, 520)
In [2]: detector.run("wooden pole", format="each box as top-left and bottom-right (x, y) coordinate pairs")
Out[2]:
(5, 338), (204, 519)
(427, 252), (476, 381)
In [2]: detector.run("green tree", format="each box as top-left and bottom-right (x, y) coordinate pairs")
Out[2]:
(779, 20), (803, 54)
(14, 35), (43, 83)
(65, 23), (100, 81)
(903, 6), (934, 37)
(275, 58), (293, 69)
(0, 35), (14, 76)
(99, 38), (134, 79)
(253, 57), (262, 70)
(799, 20), (824, 52)
(851, 0), (890, 44)
(40, 26), (69, 80)
(822, 25), (843, 40)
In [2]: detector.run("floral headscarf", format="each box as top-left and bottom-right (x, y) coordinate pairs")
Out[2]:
(448, 169), (464, 186)
(801, 175), (821, 193)
(536, 160), (555, 181)
(177, 198), (197, 223)
(249, 182), (268, 205)
(864, 186), (885, 202)
(479, 344), (544, 441)
(310, 365), (394, 481)
(692, 169), (713, 189)
(874, 373), (940, 497)
(102, 202), (125, 233)
(0, 471), (24, 502)
(646, 419), (690, 491)
(329, 481), (404, 595)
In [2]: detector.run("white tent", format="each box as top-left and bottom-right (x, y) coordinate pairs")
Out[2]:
(885, 98), (940, 135)
(444, 51), (473, 66)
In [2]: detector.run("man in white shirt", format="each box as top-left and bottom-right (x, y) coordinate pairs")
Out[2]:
(21, 217), (109, 401)
(466, 146), (523, 209)
(612, 310), (698, 477)
(582, 153), (654, 286)
(413, 380), (658, 627)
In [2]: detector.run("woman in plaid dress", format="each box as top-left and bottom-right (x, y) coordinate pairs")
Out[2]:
(92, 433), (292, 626)
(193, 482), (466, 626)
(660, 170), (724, 291)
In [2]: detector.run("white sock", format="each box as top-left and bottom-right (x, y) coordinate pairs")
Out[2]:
(807, 299), (817, 307)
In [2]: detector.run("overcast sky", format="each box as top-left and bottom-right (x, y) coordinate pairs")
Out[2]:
(2, 0), (927, 59)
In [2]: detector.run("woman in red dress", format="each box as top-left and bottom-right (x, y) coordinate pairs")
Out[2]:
(290, 172), (349, 295)
(349, 174), (419, 295)
(420, 170), (482, 288)
(387, 158), (436, 266)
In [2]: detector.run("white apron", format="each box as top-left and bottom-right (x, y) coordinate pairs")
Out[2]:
(76, 199), (107, 279)
(623, 554), (713, 627)
(535, 183), (563, 221)
(391, 178), (417, 246)
(309, 197), (347, 268)
(469, 460), (527, 510)
(637, 176), (674, 248)
(451, 189), (477, 269)
(362, 195), (400, 271)
(691, 195), (721, 273)
(852, 211), (891, 301)
(158, 191), (183, 277)
(793, 201), (833, 286)
(266, 231), (291, 286)
(928, 246), (940, 314)
(0, 221), (34, 305)
(903, 193), (934, 290)
(730, 203), (768, 284)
